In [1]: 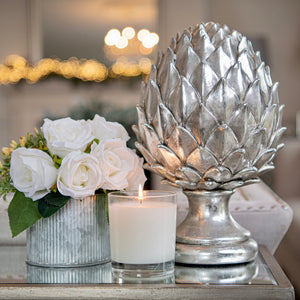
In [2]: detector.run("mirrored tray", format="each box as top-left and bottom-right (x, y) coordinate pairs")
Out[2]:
(0, 245), (295, 299)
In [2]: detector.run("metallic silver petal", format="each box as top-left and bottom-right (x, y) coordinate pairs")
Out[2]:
(226, 62), (249, 100)
(242, 178), (261, 186)
(231, 30), (242, 44)
(175, 31), (192, 56)
(136, 105), (146, 141)
(277, 143), (284, 151)
(145, 80), (162, 124)
(157, 144), (182, 173)
(222, 149), (248, 174)
(207, 46), (232, 78)
(256, 62), (270, 105)
(190, 62), (219, 100)
(132, 125), (141, 142)
(169, 37), (177, 51)
(253, 149), (276, 170)
(243, 129), (266, 162)
(237, 36), (248, 54)
(148, 64), (157, 83)
(269, 127), (286, 149)
(221, 35), (237, 61)
(219, 180), (245, 190)
(175, 46), (201, 80)
(175, 166), (202, 183)
(135, 142), (156, 165)
(196, 180), (219, 190)
(192, 30), (215, 60)
(206, 22), (220, 39)
(238, 50), (254, 81)
(186, 103), (218, 146)
(243, 79), (263, 123)
(157, 48), (180, 101)
(260, 104), (277, 142)
(159, 102), (178, 141)
(270, 82), (279, 106)
(257, 164), (275, 175)
(277, 104), (285, 128)
(166, 76), (201, 125)
(265, 66), (273, 87)
(211, 27), (227, 47)
(159, 62), (181, 103)
(232, 167), (258, 180)
(205, 125), (239, 161)
(203, 165), (232, 182)
(146, 164), (176, 181)
(152, 105), (163, 142)
(161, 179), (180, 188)
(167, 126), (198, 162)
(175, 180), (198, 190)
(206, 79), (239, 123)
(247, 40), (255, 57)
(156, 50), (163, 67)
(186, 147), (218, 174)
(228, 104), (249, 145)
(254, 51), (262, 68)
(139, 81), (146, 108)
(142, 124), (162, 160)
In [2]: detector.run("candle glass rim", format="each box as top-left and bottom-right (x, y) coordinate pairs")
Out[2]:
(108, 190), (177, 200)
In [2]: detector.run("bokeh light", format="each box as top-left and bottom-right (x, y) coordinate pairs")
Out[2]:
(122, 27), (135, 40)
(137, 29), (150, 42)
(104, 29), (121, 46)
(115, 36), (128, 49)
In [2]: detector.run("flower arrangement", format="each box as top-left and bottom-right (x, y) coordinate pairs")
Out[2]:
(0, 115), (146, 237)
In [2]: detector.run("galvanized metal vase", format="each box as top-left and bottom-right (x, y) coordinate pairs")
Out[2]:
(27, 263), (112, 284)
(26, 193), (110, 268)
(175, 190), (258, 264)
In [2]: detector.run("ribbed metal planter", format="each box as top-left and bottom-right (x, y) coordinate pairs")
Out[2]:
(27, 263), (112, 284)
(26, 194), (110, 268)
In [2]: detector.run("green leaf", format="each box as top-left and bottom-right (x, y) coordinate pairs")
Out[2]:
(8, 191), (42, 238)
(38, 193), (70, 218)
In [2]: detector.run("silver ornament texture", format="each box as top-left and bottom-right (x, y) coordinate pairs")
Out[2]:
(133, 22), (286, 191)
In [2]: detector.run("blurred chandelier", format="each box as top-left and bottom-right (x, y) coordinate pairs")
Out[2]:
(104, 27), (159, 58)
(104, 27), (159, 76)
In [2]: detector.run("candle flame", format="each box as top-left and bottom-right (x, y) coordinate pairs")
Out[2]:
(138, 184), (143, 204)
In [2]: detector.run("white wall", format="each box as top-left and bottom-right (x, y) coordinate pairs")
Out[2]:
(0, 0), (29, 62)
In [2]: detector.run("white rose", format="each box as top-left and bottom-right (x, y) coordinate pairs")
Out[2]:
(41, 117), (94, 158)
(91, 139), (145, 190)
(88, 114), (129, 142)
(10, 148), (57, 201)
(126, 153), (147, 191)
(57, 151), (104, 198)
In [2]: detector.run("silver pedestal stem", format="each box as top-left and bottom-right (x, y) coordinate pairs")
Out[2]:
(175, 190), (258, 265)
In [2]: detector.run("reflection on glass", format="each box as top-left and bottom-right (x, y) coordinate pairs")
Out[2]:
(175, 260), (258, 285)
(113, 274), (175, 284)
(0, 245), (278, 285)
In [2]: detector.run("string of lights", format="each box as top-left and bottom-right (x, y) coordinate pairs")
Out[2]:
(0, 27), (157, 85)
(0, 55), (152, 85)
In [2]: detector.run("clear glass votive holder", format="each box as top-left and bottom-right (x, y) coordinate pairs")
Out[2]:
(108, 190), (177, 279)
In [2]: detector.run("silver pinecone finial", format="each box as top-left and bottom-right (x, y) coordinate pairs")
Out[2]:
(133, 22), (285, 191)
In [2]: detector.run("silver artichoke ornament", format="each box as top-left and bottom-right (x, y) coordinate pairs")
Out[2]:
(133, 22), (286, 265)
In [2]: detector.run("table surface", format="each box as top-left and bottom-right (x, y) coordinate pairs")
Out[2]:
(0, 245), (295, 299)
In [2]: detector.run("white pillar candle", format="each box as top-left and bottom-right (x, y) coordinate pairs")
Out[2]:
(108, 191), (177, 265)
